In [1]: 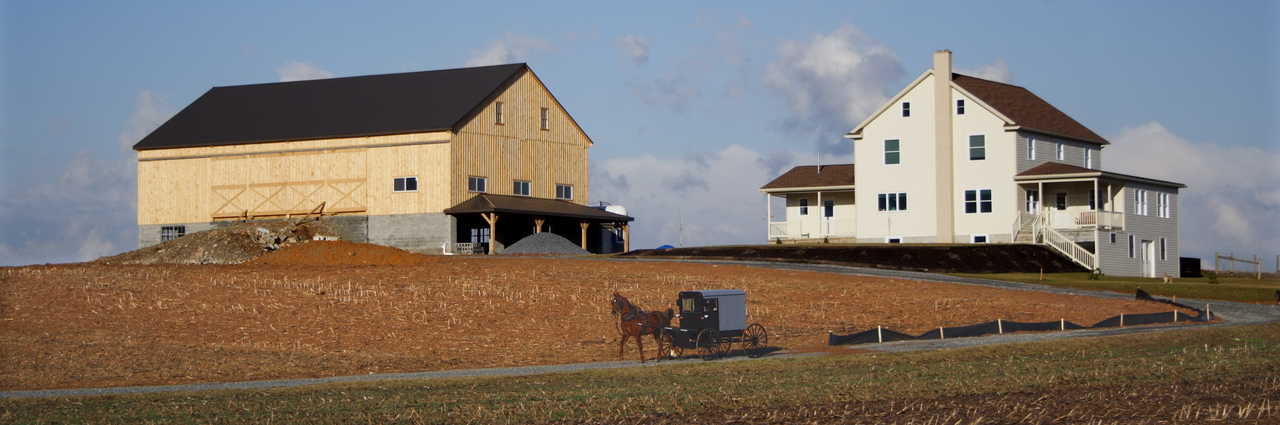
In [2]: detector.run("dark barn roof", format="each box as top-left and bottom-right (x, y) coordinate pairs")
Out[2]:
(760, 164), (856, 191)
(134, 63), (527, 150)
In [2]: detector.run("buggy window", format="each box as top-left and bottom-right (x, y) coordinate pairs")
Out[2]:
(680, 297), (697, 314)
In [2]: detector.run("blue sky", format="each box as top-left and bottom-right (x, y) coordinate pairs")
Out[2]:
(1, 1), (1277, 267)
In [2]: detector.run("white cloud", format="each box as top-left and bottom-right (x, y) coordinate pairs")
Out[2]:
(593, 145), (796, 249)
(117, 90), (175, 152)
(617, 35), (649, 65)
(277, 61), (334, 82)
(1107, 122), (1280, 259)
(765, 23), (906, 155)
(956, 58), (1013, 84)
(465, 32), (556, 67)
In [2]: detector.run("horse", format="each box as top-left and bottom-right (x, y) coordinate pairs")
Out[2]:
(610, 292), (674, 363)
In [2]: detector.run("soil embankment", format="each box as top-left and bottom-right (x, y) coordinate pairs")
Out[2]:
(620, 244), (1086, 274)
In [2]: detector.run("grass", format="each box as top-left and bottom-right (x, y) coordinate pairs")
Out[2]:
(3, 322), (1277, 424)
(952, 271), (1280, 303)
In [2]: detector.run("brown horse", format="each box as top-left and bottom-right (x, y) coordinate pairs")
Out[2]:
(610, 292), (673, 363)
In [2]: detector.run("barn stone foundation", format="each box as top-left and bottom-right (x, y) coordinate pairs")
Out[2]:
(367, 213), (455, 254)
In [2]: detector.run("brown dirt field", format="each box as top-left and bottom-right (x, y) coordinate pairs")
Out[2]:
(1, 241), (1200, 391)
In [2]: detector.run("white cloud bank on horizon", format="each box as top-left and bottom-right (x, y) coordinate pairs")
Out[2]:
(1105, 121), (1279, 260)
(277, 61), (335, 82)
(465, 32), (557, 67)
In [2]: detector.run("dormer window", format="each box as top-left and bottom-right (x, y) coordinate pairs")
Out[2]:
(540, 108), (549, 130)
(495, 102), (504, 124)
(901, 102), (910, 117)
(956, 99), (965, 115)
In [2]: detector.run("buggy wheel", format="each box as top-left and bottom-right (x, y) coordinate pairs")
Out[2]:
(663, 333), (682, 359)
(743, 324), (768, 358)
(696, 329), (720, 361)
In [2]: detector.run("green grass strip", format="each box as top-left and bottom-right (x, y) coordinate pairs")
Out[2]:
(953, 272), (1280, 302)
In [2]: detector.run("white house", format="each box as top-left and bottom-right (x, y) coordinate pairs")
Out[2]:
(761, 50), (1184, 277)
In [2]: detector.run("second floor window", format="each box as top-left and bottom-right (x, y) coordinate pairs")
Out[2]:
(513, 180), (530, 196)
(1028, 138), (1036, 160)
(468, 176), (487, 193)
(1157, 193), (1170, 218)
(1056, 142), (1065, 160)
(1135, 189), (1148, 216)
(540, 108), (549, 130)
(555, 184), (573, 200)
(969, 135), (985, 160)
(394, 176), (418, 192)
(884, 139), (900, 165)
(495, 102), (504, 124)
(878, 192), (907, 211)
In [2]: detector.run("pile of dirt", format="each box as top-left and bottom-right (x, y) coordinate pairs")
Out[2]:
(251, 240), (437, 266)
(620, 244), (1087, 273)
(97, 220), (338, 265)
(500, 232), (590, 255)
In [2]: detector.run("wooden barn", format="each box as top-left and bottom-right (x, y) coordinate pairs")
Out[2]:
(134, 63), (632, 254)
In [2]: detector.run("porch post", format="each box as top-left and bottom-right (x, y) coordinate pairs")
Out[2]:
(623, 223), (630, 252)
(1037, 182), (1043, 213)
(534, 218), (545, 233)
(765, 193), (771, 239)
(817, 191), (823, 238)
(579, 220), (590, 251)
(482, 212), (499, 254)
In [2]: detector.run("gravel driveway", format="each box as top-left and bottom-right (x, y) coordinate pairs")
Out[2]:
(5, 259), (1276, 399)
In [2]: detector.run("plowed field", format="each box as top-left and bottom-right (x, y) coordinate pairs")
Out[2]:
(1, 241), (1199, 391)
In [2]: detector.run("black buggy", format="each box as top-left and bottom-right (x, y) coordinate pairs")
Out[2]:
(663, 289), (768, 360)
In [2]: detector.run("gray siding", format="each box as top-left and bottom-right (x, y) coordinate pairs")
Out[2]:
(1096, 184), (1180, 277)
(1015, 132), (1105, 173)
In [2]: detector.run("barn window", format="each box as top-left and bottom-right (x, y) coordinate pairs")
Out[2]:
(555, 184), (573, 200)
(513, 180), (530, 196)
(495, 102), (504, 124)
(468, 176), (487, 193)
(161, 226), (186, 242)
(394, 176), (418, 192)
(540, 108), (549, 130)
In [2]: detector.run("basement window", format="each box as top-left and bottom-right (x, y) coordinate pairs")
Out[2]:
(885, 236), (902, 244)
(513, 180), (530, 196)
(161, 226), (185, 242)
(394, 176), (418, 192)
(555, 184), (573, 200)
(468, 176), (487, 193)
(971, 234), (989, 244)
(901, 102), (910, 117)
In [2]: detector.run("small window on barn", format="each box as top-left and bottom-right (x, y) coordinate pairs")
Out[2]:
(540, 108), (549, 130)
(394, 177), (418, 192)
(901, 102), (910, 117)
(161, 226), (185, 242)
(468, 176), (487, 193)
(495, 102), (504, 124)
(513, 180), (530, 196)
(555, 184), (573, 200)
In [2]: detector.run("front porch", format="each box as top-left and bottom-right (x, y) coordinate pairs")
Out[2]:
(443, 194), (633, 254)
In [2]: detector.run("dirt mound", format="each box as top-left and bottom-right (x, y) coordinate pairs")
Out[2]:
(97, 220), (337, 265)
(251, 240), (437, 266)
(501, 232), (589, 255)
(620, 244), (1087, 273)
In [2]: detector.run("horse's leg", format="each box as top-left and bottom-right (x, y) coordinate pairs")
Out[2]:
(636, 329), (645, 363)
(618, 328), (629, 360)
(653, 328), (663, 362)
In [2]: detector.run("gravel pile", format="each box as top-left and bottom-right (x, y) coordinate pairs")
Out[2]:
(97, 220), (338, 265)
(500, 233), (589, 256)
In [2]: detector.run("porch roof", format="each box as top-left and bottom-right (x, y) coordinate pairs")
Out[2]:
(1014, 162), (1186, 188)
(443, 194), (634, 222)
(760, 164), (856, 193)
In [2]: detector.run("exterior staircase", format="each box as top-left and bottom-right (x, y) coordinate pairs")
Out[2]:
(1013, 212), (1096, 271)
(1013, 213), (1037, 243)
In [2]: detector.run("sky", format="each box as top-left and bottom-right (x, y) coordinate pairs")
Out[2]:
(1, 1), (1277, 268)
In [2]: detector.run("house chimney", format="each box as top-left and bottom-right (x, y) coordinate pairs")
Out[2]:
(934, 50), (955, 243)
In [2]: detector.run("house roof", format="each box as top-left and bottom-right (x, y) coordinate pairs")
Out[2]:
(759, 164), (856, 191)
(951, 75), (1108, 145)
(133, 63), (528, 151)
(1015, 162), (1185, 188)
(443, 194), (634, 222)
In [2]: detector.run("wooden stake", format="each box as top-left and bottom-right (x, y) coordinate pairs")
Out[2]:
(877, 325), (883, 343)
(1039, 268), (1044, 281)
(1060, 318), (1064, 331)
(939, 327), (944, 340)
(998, 319), (1003, 335)
(1120, 313), (1125, 327)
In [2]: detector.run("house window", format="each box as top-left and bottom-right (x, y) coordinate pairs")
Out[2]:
(971, 234), (988, 243)
(468, 176), (487, 193)
(823, 200), (834, 218)
(884, 139), (900, 165)
(555, 184), (573, 200)
(901, 102), (910, 117)
(161, 226), (185, 242)
(495, 102), (504, 124)
(1135, 190), (1148, 216)
(1085, 148), (1093, 169)
(1160, 237), (1167, 261)
(394, 176), (418, 192)
(1128, 234), (1135, 258)
(878, 193), (907, 211)
(513, 180), (530, 196)
(969, 135), (985, 160)
(1028, 138), (1036, 160)
(799, 198), (808, 216)
(886, 237), (902, 243)
(540, 108), (549, 130)
(964, 189), (992, 214)
(1157, 193), (1170, 218)
(1056, 142), (1065, 160)
(1088, 189), (1096, 211)
(1110, 232), (1116, 244)
(956, 99), (965, 115)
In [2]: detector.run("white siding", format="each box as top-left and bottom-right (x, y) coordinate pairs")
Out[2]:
(951, 88), (1017, 242)
(855, 74), (938, 242)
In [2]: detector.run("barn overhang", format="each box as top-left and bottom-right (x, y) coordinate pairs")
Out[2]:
(443, 194), (633, 254)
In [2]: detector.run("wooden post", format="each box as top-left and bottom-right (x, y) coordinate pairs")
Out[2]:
(482, 212), (499, 254)
(939, 327), (945, 340)
(1256, 254), (1261, 279)
(1060, 318), (1064, 331)
(1173, 310), (1178, 322)
(998, 319), (1003, 335)
(1120, 313), (1125, 327)
(623, 223), (630, 253)
(579, 220), (590, 251)
(877, 325), (883, 343)
(534, 218), (544, 234)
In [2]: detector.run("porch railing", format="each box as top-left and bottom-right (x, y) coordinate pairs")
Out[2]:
(1044, 210), (1124, 229)
(1042, 226), (1096, 270)
(768, 219), (856, 239)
